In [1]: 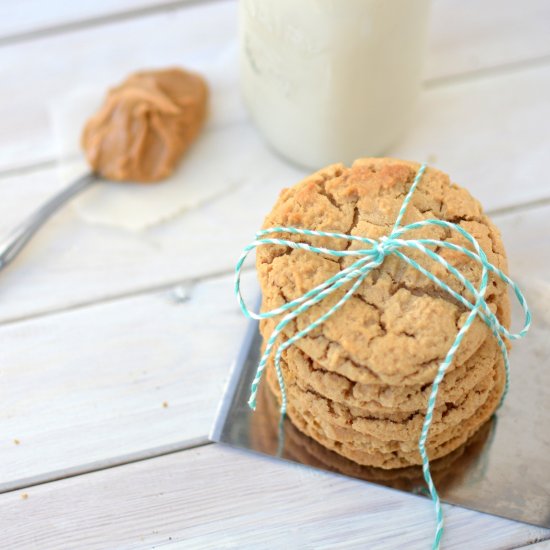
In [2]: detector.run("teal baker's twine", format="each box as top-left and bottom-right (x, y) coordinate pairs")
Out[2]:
(234, 164), (531, 549)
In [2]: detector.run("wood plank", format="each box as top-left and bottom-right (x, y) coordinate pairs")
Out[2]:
(525, 542), (550, 549)
(1, 0), (550, 172)
(427, 0), (550, 81)
(0, 0), (195, 42)
(2, 0), (550, 76)
(1, 53), (550, 324)
(0, 124), (305, 324)
(1, 444), (548, 549)
(0, 270), (254, 487)
(392, 62), (550, 213)
(1, 202), (548, 489)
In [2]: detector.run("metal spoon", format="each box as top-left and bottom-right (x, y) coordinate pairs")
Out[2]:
(0, 172), (97, 270)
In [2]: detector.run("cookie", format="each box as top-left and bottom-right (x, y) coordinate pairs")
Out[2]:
(267, 357), (504, 468)
(277, 336), (498, 413)
(282, 405), (495, 491)
(266, 355), (497, 445)
(250, 379), (495, 492)
(257, 158), (510, 386)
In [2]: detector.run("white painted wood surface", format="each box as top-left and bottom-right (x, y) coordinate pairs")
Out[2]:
(0, 271), (253, 489)
(1, 445), (548, 550)
(426, 0), (550, 81)
(1, 203), (549, 490)
(0, 127), (304, 324)
(2, 0), (550, 78)
(1, 0), (549, 548)
(0, 0), (198, 41)
(1, 63), (550, 323)
(0, 2), (548, 326)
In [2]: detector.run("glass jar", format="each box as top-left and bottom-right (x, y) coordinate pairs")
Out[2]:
(240, 0), (431, 169)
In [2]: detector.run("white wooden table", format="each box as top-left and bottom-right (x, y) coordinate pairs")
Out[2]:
(1, 1), (550, 548)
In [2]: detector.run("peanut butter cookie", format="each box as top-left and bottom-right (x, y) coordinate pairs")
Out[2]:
(257, 158), (509, 386)
(266, 357), (504, 468)
(276, 336), (498, 413)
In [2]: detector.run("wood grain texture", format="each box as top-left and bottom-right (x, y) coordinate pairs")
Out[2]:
(0, 0), (200, 42)
(2, 0), (549, 77)
(427, 0), (550, 81)
(0, 270), (254, 487)
(1, 202), (549, 490)
(0, 125), (305, 324)
(1, 2), (549, 548)
(1, 444), (548, 549)
(392, 62), (550, 213)
(1, 56), (550, 323)
(523, 542), (550, 549)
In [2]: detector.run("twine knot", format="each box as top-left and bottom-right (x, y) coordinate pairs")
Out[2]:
(234, 164), (531, 549)
(372, 237), (389, 265)
(370, 234), (403, 267)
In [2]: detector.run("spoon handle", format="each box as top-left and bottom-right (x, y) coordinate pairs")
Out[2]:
(0, 171), (97, 270)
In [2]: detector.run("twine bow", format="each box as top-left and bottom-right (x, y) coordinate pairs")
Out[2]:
(234, 164), (531, 549)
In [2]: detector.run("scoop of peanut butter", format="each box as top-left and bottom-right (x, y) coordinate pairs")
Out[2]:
(82, 68), (208, 183)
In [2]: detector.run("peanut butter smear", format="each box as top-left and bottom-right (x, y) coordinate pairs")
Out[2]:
(81, 68), (208, 182)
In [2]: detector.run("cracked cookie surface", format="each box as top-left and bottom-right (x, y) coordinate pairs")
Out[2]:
(257, 158), (510, 386)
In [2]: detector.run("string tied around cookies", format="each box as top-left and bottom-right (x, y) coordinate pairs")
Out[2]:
(234, 164), (531, 550)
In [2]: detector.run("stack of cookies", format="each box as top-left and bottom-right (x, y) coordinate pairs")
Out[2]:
(250, 380), (494, 491)
(257, 158), (510, 469)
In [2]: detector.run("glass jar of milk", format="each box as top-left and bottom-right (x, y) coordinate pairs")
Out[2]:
(239, 0), (431, 169)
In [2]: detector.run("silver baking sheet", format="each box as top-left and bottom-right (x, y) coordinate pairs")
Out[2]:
(210, 282), (550, 528)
